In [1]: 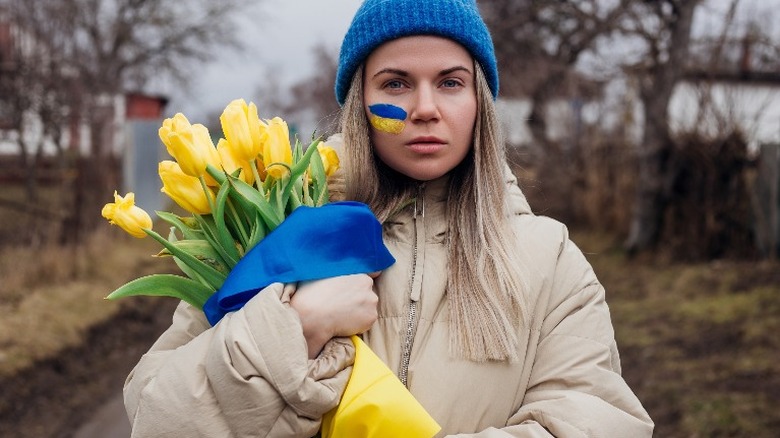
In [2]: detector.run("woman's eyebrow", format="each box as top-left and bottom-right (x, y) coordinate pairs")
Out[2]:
(440, 66), (472, 76)
(372, 68), (409, 79)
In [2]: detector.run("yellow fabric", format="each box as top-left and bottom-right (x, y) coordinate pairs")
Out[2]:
(321, 336), (441, 438)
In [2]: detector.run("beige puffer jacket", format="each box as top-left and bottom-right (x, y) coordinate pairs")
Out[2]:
(123, 149), (653, 437)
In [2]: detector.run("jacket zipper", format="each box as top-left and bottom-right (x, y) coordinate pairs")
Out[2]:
(399, 185), (424, 387)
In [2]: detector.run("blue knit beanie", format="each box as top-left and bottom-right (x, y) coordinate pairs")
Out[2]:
(335, 0), (498, 105)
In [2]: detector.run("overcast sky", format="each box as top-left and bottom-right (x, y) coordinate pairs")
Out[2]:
(160, 0), (362, 121)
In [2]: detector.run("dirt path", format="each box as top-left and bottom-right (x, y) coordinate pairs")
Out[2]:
(0, 297), (178, 438)
(72, 393), (130, 438)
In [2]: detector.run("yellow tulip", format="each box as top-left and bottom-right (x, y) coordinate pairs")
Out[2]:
(194, 124), (223, 185)
(158, 113), (192, 157)
(217, 138), (258, 185)
(159, 113), (220, 179)
(170, 124), (220, 178)
(220, 99), (265, 162)
(317, 143), (340, 177)
(263, 117), (293, 179)
(101, 191), (153, 238)
(159, 160), (213, 215)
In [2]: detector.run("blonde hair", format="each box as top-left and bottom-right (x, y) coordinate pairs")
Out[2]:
(339, 63), (529, 362)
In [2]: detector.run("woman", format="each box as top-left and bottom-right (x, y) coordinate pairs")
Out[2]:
(123, 0), (654, 436)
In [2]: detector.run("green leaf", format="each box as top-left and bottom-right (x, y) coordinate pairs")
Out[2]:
(159, 239), (231, 275)
(287, 179), (303, 214)
(193, 214), (236, 271)
(174, 257), (209, 287)
(156, 211), (203, 240)
(213, 182), (241, 266)
(270, 181), (285, 215)
(281, 139), (320, 208)
(164, 228), (209, 287)
(291, 138), (322, 176)
(245, 211), (267, 253)
(106, 274), (214, 310)
(308, 143), (326, 177)
(307, 144), (330, 206)
(224, 177), (261, 221)
(227, 174), (284, 230)
(292, 137), (304, 161)
(163, 228), (200, 286)
(301, 177), (313, 207)
(144, 228), (227, 290)
(205, 163), (227, 185)
(315, 182), (329, 206)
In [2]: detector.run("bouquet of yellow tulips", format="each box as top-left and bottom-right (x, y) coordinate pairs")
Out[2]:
(101, 98), (440, 438)
(101, 98), (340, 309)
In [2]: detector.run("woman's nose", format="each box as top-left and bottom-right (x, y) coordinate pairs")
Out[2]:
(409, 86), (440, 122)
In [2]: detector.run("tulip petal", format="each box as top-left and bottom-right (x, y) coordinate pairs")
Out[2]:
(263, 117), (293, 180)
(247, 102), (265, 157)
(221, 99), (259, 162)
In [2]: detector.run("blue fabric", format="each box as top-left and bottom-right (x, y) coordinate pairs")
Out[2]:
(203, 201), (395, 326)
(335, 0), (498, 105)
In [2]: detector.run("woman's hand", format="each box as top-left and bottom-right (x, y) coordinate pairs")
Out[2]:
(291, 273), (380, 359)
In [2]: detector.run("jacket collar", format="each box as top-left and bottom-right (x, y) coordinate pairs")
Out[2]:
(415, 164), (533, 217)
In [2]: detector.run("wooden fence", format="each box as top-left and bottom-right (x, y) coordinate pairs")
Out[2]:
(753, 143), (780, 258)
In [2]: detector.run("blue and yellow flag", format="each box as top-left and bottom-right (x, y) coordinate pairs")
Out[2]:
(321, 336), (441, 438)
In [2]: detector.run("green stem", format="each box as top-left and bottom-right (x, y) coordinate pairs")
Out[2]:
(227, 198), (250, 248)
(206, 163), (227, 185)
(143, 228), (226, 290)
(251, 158), (263, 191)
(199, 176), (215, 214)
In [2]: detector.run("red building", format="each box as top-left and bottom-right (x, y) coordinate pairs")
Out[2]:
(125, 93), (169, 120)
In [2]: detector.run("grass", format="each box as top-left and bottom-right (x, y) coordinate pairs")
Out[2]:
(0, 184), (67, 246)
(573, 231), (780, 437)
(0, 180), (183, 377)
(0, 229), (175, 377)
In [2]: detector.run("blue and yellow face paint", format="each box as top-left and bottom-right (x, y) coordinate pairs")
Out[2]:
(368, 104), (407, 135)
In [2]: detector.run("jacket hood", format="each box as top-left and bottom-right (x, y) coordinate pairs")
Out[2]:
(504, 164), (532, 216)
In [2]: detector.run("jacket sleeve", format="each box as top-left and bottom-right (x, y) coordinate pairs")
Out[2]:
(447, 221), (654, 438)
(123, 282), (355, 438)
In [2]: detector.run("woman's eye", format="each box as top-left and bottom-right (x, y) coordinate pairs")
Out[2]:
(386, 80), (406, 90)
(441, 79), (462, 88)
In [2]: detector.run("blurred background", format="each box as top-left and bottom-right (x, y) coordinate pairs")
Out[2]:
(0, 0), (778, 437)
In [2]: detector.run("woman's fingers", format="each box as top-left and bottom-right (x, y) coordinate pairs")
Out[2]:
(291, 273), (380, 358)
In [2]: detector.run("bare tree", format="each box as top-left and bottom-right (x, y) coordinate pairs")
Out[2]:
(58, 0), (254, 167)
(0, 0), (76, 202)
(0, 0), (258, 243)
(620, 0), (702, 254)
(478, 0), (777, 257)
(481, 0), (630, 150)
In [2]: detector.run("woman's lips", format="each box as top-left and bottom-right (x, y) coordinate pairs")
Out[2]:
(406, 137), (445, 154)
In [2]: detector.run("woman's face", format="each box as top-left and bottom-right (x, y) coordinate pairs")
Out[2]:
(363, 36), (477, 182)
